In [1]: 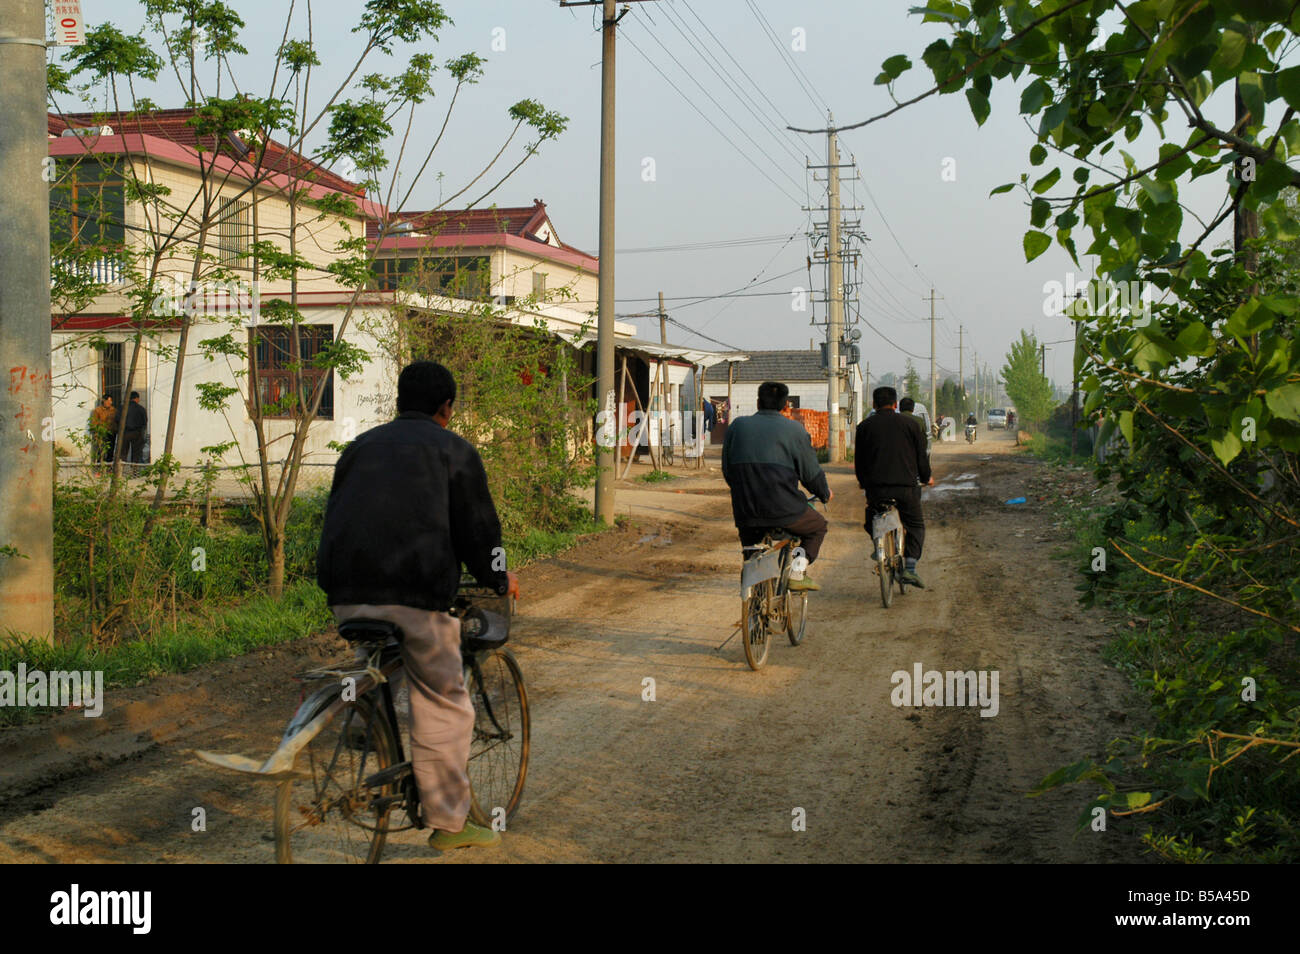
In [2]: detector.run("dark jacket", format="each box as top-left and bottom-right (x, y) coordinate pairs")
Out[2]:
(124, 400), (147, 431)
(721, 410), (829, 527)
(316, 411), (509, 611)
(855, 408), (931, 490)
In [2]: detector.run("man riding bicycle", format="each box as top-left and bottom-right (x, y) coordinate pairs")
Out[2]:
(854, 386), (933, 588)
(721, 381), (832, 591)
(316, 360), (519, 852)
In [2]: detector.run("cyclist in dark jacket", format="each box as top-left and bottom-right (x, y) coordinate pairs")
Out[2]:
(721, 381), (831, 591)
(855, 386), (933, 588)
(317, 361), (518, 853)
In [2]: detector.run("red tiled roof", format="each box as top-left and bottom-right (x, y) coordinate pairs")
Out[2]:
(367, 199), (594, 260)
(48, 109), (363, 196)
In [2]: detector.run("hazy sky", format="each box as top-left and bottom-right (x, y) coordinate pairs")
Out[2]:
(66, 1), (1239, 392)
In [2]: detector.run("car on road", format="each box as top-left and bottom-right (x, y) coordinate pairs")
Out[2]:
(987, 408), (1008, 429)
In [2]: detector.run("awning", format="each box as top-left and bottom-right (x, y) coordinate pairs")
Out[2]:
(567, 333), (749, 369)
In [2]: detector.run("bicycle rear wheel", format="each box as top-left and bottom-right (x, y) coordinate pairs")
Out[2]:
(785, 590), (808, 646)
(878, 534), (895, 608)
(465, 649), (530, 828)
(742, 582), (772, 669)
(274, 695), (398, 864)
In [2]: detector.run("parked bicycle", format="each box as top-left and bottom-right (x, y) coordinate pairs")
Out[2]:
(198, 580), (528, 864)
(869, 499), (908, 608)
(736, 497), (817, 670)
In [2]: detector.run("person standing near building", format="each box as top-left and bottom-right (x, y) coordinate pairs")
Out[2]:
(122, 391), (148, 464)
(89, 393), (118, 463)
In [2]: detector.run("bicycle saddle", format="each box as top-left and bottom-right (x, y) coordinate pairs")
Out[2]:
(337, 619), (404, 644)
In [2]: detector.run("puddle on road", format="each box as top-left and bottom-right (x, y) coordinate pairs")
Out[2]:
(928, 473), (979, 496)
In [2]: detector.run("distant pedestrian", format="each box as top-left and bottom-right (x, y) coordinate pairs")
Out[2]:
(89, 393), (118, 463)
(122, 391), (148, 464)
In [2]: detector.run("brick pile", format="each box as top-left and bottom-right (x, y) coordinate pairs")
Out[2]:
(781, 407), (828, 448)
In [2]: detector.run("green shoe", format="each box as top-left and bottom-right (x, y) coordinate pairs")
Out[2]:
(788, 575), (820, 592)
(899, 569), (925, 588)
(429, 820), (501, 851)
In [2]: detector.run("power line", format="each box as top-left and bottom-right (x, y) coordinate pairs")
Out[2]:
(625, 18), (804, 199)
(615, 232), (793, 254)
(745, 0), (826, 114)
(620, 29), (803, 205)
(655, 3), (807, 169)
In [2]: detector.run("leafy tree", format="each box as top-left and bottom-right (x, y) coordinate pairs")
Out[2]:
(1001, 330), (1054, 426)
(902, 359), (921, 401)
(870, 0), (1300, 861)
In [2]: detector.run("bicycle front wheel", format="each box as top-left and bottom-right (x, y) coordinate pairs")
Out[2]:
(274, 695), (398, 864)
(743, 582), (772, 669)
(465, 649), (530, 828)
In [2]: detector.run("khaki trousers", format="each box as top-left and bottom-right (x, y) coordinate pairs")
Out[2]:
(332, 603), (473, 832)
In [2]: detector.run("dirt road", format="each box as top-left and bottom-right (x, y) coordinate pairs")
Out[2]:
(0, 430), (1146, 863)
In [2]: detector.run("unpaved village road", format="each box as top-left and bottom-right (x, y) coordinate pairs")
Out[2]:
(0, 431), (1147, 863)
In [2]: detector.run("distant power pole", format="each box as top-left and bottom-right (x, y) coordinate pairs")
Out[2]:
(957, 325), (964, 415)
(925, 288), (942, 420)
(0, 0), (55, 641)
(974, 355), (980, 417)
(826, 123), (844, 462)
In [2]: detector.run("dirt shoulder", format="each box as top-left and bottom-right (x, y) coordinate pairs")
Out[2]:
(0, 430), (1146, 863)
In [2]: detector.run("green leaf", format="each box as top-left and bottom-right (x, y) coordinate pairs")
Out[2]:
(1224, 298), (1273, 339)
(1277, 65), (1300, 110)
(1124, 791), (1153, 810)
(1023, 230), (1051, 261)
(1118, 410), (1133, 444)
(966, 88), (991, 125)
(1174, 320), (1213, 357)
(1265, 382), (1300, 421)
(1138, 175), (1174, 204)
(989, 182), (1016, 196)
(1210, 428), (1244, 466)
(1020, 79), (1051, 114)
(1032, 167), (1061, 193)
(1210, 28), (1247, 82)
(1029, 143), (1047, 166)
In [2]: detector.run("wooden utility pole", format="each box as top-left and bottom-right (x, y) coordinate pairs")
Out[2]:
(958, 325), (964, 417)
(826, 122), (844, 462)
(925, 288), (941, 422)
(0, 0), (55, 641)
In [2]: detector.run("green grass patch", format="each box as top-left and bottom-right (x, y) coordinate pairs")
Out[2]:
(637, 469), (676, 483)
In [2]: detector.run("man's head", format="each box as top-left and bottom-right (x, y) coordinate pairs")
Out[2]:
(756, 381), (790, 411)
(130, 391), (140, 402)
(899, 396), (915, 413)
(873, 386), (898, 410)
(398, 360), (456, 423)
(102, 393), (113, 406)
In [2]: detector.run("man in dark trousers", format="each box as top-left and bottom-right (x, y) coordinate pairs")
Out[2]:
(855, 386), (933, 588)
(122, 391), (148, 463)
(721, 381), (831, 590)
(317, 361), (519, 852)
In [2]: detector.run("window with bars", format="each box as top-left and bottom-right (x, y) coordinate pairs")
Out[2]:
(251, 325), (334, 419)
(216, 196), (251, 267)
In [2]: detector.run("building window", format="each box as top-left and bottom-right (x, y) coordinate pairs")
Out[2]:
(99, 342), (124, 409)
(49, 158), (126, 247)
(370, 255), (490, 298)
(216, 196), (251, 267)
(532, 271), (547, 299)
(251, 324), (334, 419)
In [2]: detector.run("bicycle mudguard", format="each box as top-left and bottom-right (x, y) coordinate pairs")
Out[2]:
(740, 547), (784, 598)
(871, 509), (902, 541)
(195, 669), (384, 781)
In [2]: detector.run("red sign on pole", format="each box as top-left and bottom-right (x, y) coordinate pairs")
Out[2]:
(51, 1), (86, 47)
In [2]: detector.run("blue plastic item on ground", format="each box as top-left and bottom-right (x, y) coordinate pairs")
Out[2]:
(1005, 496), (1027, 505)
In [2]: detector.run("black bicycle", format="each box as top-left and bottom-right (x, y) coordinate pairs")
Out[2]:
(270, 582), (529, 864)
(869, 499), (908, 608)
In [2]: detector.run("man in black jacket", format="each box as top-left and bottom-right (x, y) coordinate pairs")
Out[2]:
(855, 386), (933, 588)
(317, 361), (518, 851)
(122, 391), (148, 463)
(722, 381), (831, 590)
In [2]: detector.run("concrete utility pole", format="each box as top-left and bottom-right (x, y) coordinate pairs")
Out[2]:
(958, 325), (964, 416)
(594, 0), (619, 523)
(826, 121), (843, 462)
(925, 288), (941, 422)
(0, 0), (55, 641)
(974, 355), (980, 418)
